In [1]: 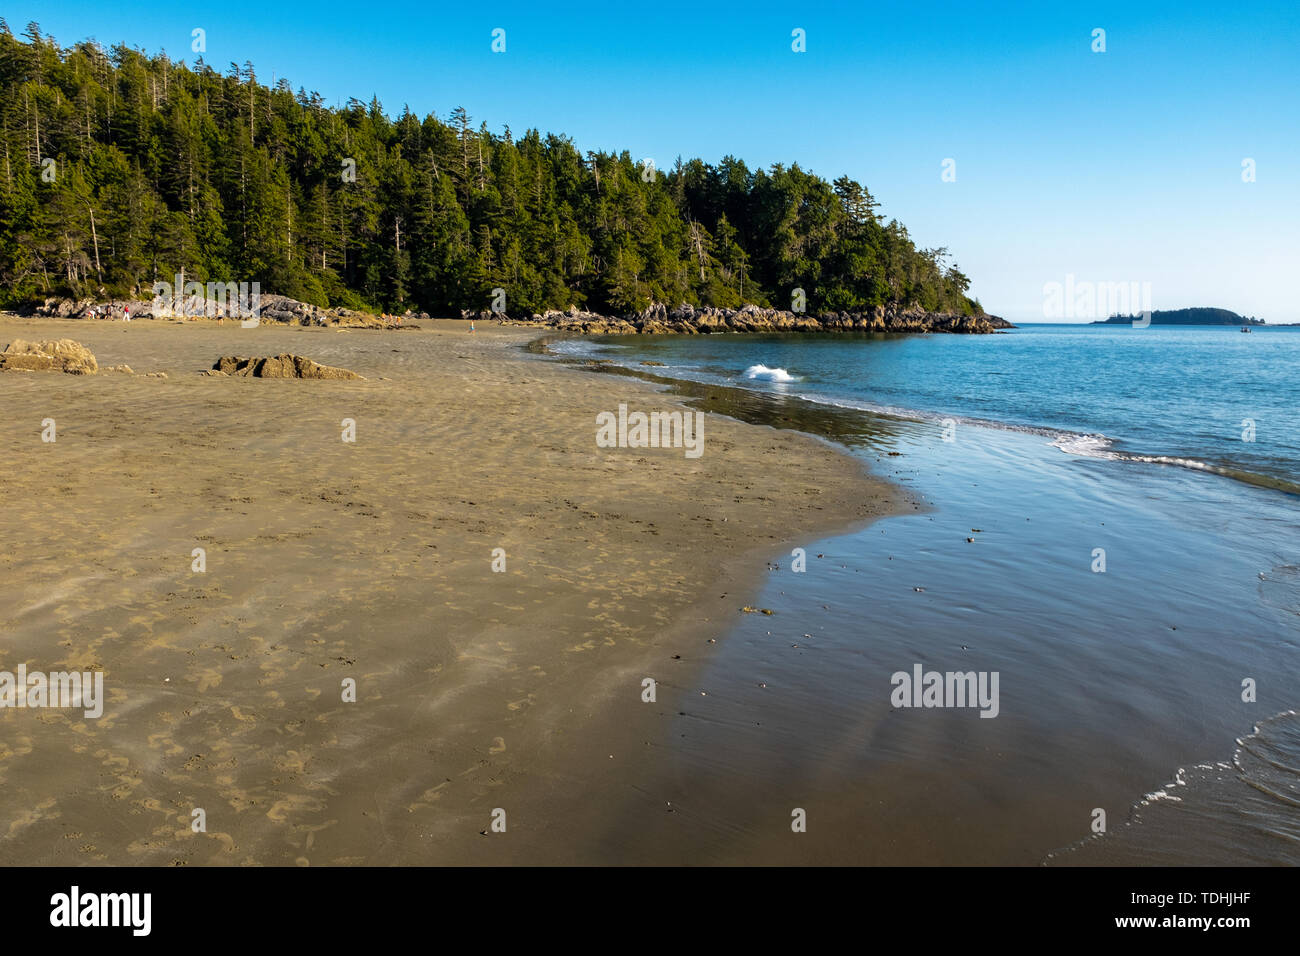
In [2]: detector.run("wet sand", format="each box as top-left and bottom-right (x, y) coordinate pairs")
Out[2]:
(0, 316), (903, 865)
(550, 358), (1300, 866)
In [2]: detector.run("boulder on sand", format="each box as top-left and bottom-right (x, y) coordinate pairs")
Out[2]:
(0, 338), (99, 374)
(211, 354), (362, 380)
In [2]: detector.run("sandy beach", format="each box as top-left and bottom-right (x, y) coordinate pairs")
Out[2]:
(0, 316), (903, 865)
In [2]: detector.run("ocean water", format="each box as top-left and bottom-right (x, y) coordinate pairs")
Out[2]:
(552, 323), (1300, 493)
(542, 324), (1300, 865)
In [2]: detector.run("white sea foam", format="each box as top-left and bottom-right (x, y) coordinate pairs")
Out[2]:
(1050, 433), (1115, 457)
(1052, 711), (1300, 864)
(746, 381), (1255, 486)
(546, 340), (627, 356)
(1048, 433), (1247, 483)
(1140, 789), (1183, 804)
(744, 364), (796, 382)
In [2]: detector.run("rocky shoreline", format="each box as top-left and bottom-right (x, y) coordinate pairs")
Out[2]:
(12, 295), (1013, 335)
(16, 294), (408, 328)
(476, 302), (1015, 335)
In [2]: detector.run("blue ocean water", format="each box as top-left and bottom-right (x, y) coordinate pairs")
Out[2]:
(555, 323), (1300, 492)
(546, 324), (1300, 865)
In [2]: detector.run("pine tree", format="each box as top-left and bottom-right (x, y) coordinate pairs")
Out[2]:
(0, 25), (984, 318)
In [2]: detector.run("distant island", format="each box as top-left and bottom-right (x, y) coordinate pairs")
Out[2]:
(1094, 308), (1265, 326)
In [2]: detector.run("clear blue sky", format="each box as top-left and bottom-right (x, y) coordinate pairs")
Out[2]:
(8, 0), (1299, 321)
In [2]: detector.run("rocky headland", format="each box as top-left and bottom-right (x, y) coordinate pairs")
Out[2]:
(476, 302), (1014, 335)
(12, 296), (1012, 335)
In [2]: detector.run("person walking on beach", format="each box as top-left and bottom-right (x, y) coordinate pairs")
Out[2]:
(123, 305), (130, 322)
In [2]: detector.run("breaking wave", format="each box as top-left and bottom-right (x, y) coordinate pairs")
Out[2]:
(744, 364), (797, 382)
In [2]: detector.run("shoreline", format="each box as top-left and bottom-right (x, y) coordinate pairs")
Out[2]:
(0, 316), (906, 865)
(542, 330), (1300, 499)
(534, 332), (1300, 866)
(7, 297), (1014, 336)
(495, 302), (1014, 335)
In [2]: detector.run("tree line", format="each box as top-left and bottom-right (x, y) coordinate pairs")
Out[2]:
(0, 22), (984, 318)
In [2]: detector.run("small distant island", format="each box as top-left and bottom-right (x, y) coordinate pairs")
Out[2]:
(1094, 308), (1265, 326)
